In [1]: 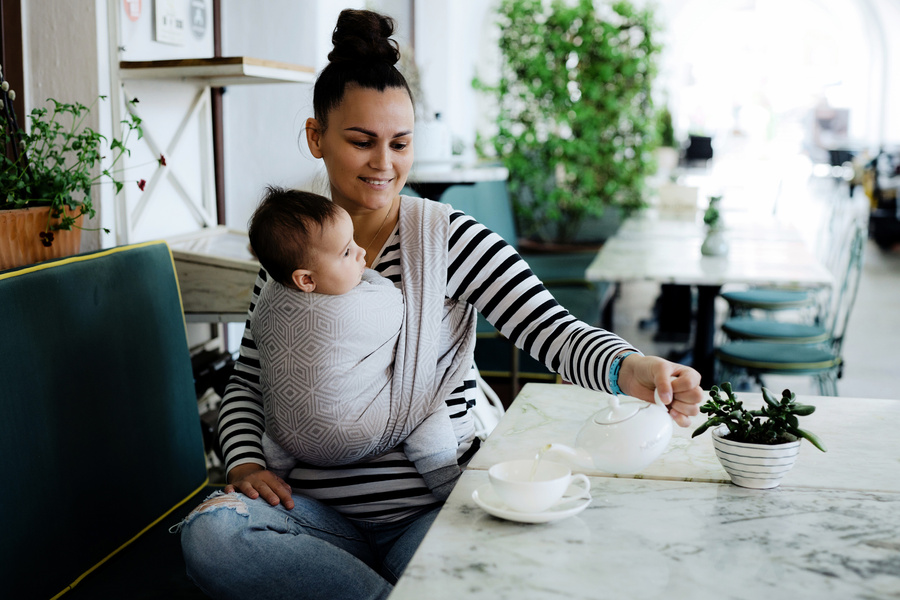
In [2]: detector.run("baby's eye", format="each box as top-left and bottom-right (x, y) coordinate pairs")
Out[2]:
(344, 248), (350, 257)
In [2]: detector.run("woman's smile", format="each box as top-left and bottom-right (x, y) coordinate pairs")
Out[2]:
(360, 176), (394, 189)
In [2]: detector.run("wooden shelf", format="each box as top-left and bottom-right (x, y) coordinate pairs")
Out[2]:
(166, 226), (259, 320)
(119, 56), (315, 86)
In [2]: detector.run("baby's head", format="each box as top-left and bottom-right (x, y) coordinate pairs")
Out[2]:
(249, 186), (366, 295)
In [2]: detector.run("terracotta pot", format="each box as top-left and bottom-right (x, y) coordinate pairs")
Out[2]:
(0, 206), (83, 271)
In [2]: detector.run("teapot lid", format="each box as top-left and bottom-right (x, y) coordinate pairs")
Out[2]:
(592, 394), (644, 425)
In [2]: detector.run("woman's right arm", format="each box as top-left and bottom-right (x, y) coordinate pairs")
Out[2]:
(217, 269), (294, 507)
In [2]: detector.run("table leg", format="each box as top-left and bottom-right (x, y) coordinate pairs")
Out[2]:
(693, 285), (722, 387)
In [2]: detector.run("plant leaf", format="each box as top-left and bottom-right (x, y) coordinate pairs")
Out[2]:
(788, 427), (827, 452)
(761, 387), (779, 407)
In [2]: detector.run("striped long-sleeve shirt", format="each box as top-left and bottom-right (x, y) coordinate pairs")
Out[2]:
(217, 204), (636, 522)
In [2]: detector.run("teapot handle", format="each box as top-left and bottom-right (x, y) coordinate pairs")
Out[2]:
(653, 376), (678, 409)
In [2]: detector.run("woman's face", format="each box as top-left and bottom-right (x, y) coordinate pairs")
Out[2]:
(307, 86), (415, 214)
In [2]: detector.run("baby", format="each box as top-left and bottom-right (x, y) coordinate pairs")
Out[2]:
(247, 186), (461, 500)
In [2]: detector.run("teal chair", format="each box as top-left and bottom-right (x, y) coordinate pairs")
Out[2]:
(720, 200), (855, 317)
(715, 225), (866, 396)
(437, 181), (613, 388)
(719, 287), (814, 314)
(1, 242), (213, 598)
(720, 219), (865, 344)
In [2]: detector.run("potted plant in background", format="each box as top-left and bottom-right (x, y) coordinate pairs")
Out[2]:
(0, 66), (149, 271)
(653, 104), (679, 174)
(700, 194), (728, 256)
(475, 0), (661, 246)
(692, 382), (827, 489)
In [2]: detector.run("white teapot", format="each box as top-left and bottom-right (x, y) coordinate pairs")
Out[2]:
(547, 391), (673, 474)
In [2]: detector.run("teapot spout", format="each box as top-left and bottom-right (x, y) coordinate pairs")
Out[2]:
(545, 443), (594, 470)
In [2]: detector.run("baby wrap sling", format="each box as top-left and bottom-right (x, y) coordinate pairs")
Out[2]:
(252, 197), (476, 499)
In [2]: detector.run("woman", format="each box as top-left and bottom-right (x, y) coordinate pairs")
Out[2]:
(181, 9), (702, 600)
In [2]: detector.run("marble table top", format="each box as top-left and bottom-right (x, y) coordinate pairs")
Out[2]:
(585, 212), (833, 288)
(586, 235), (833, 287)
(467, 383), (900, 493)
(407, 164), (509, 183)
(615, 209), (801, 242)
(389, 470), (900, 600)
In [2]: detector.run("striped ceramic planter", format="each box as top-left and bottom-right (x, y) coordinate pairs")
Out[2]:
(711, 425), (800, 489)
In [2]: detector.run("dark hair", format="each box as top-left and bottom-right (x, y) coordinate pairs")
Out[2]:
(248, 186), (341, 287)
(312, 9), (414, 131)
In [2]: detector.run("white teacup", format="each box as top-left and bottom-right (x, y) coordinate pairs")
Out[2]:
(488, 459), (591, 513)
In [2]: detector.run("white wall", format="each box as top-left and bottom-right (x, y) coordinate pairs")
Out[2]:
(217, 0), (494, 232)
(868, 0), (899, 146)
(219, 0), (329, 232)
(414, 0), (495, 161)
(21, 0), (104, 251)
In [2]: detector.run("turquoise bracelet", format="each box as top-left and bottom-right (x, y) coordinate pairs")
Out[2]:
(609, 351), (640, 395)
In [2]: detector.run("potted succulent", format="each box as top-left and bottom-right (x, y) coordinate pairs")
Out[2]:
(692, 382), (827, 489)
(700, 195), (728, 256)
(475, 0), (661, 245)
(0, 66), (150, 271)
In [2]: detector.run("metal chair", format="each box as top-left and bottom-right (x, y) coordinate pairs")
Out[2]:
(720, 216), (864, 344)
(715, 224), (866, 396)
(720, 196), (856, 318)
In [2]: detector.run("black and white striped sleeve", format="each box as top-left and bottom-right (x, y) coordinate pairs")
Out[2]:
(216, 269), (268, 475)
(445, 210), (637, 392)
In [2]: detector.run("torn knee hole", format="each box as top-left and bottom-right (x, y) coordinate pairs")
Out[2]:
(192, 492), (249, 516)
(173, 492), (250, 533)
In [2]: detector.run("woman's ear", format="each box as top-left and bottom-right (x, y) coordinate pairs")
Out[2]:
(292, 269), (317, 293)
(306, 118), (323, 159)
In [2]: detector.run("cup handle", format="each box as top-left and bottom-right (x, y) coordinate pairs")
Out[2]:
(568, 473), (592, 500)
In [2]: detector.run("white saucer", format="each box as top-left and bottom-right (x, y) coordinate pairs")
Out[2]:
(471, 484), (592, 523)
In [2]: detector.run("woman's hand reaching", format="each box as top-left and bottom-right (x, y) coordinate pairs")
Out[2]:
(617, 354), (703, 427)
(224, 463), (295, 510)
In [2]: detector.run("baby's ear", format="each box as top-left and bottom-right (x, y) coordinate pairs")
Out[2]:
(292, 269), (316, 293)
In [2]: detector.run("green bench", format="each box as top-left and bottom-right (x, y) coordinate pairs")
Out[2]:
(1, 241), (215, 599)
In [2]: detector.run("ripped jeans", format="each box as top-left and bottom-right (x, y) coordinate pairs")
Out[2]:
(178, 491), (439, 600)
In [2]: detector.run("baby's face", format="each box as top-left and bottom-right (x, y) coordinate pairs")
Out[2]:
(310, 209), (367, 295)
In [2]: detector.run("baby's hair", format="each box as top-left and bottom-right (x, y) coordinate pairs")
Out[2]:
(312, 9), (414, 131)
(248, 186), (341, 287)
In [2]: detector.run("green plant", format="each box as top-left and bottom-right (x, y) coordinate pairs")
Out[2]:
(702, 195), (722, 229)
(1, 66), (151, 246)
(692, 382), (827, 452)
(656, 105), (675, 148)
(474, 0), (660, 243)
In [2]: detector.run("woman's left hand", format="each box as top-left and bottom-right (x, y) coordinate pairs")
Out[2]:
(617, 354), (703, 427)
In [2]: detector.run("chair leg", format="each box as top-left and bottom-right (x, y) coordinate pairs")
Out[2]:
(715, 361), (746, 390)
(816, 370), (839, 396)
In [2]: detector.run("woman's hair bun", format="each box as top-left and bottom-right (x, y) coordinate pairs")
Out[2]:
(328, 9), (400, 66)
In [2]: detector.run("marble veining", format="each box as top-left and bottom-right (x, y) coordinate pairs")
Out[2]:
(468, 384), (900, 493)
(390, 471), (900, 600)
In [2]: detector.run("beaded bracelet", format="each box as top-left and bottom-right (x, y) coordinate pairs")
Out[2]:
(609, 351), (640, 395)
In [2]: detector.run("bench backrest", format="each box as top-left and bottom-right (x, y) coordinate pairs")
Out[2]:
(0, 241), (208, 599)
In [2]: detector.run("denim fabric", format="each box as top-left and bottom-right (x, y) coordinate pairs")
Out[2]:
(179, 491), (439, 600)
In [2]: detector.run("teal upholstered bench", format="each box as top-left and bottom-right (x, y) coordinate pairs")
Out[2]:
(0, 242), (216, 599)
